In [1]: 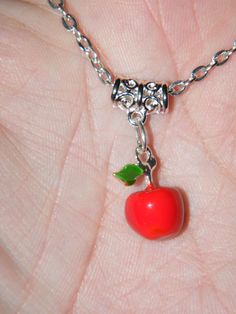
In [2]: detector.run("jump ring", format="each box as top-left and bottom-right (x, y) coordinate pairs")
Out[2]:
(135, 122), (147, 152)
(128, 111), (146, 126)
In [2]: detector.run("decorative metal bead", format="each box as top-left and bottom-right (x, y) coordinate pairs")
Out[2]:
(111, 79), (168, 115)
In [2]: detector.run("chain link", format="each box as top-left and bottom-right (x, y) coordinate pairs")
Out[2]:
(48, 0), (114, 85)
(168, 42), (236, 96)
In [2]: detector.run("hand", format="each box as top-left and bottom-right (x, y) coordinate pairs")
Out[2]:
(1, 1), (236, 313)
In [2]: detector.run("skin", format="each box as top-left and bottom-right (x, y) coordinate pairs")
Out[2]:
(0, 0), (236, 313)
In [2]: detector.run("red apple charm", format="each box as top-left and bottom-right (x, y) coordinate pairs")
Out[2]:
(114, 148), (185, 240)
(125, 184), (185, 240)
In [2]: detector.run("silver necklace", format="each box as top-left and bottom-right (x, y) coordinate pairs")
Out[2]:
(48, 0), (236, 240)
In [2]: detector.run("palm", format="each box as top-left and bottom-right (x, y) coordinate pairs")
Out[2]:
(1, 0), (236, 313)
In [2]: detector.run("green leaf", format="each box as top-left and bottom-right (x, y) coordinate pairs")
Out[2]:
(113, 163), (144, 186)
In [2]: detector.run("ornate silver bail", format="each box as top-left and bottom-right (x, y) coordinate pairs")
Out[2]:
(111, 78), (169, 124)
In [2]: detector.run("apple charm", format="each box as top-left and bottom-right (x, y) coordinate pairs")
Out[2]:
(114, 148), (185, 240)
(125, 184), (184, 240)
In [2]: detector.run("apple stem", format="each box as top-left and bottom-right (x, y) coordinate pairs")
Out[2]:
(145, 182), (155, 191)
(144, 168), (156, 188)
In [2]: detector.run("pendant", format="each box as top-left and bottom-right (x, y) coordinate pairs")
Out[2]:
(114, 145), (184, 240)
(112, 78), (185, 240)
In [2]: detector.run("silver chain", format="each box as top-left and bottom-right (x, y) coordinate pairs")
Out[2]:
(48, 0), (114, 85)
(168, 42), (236, 96)
(48, 0), (235, 94)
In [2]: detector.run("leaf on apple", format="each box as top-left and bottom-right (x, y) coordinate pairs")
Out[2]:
(113, 163), (144, 186)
